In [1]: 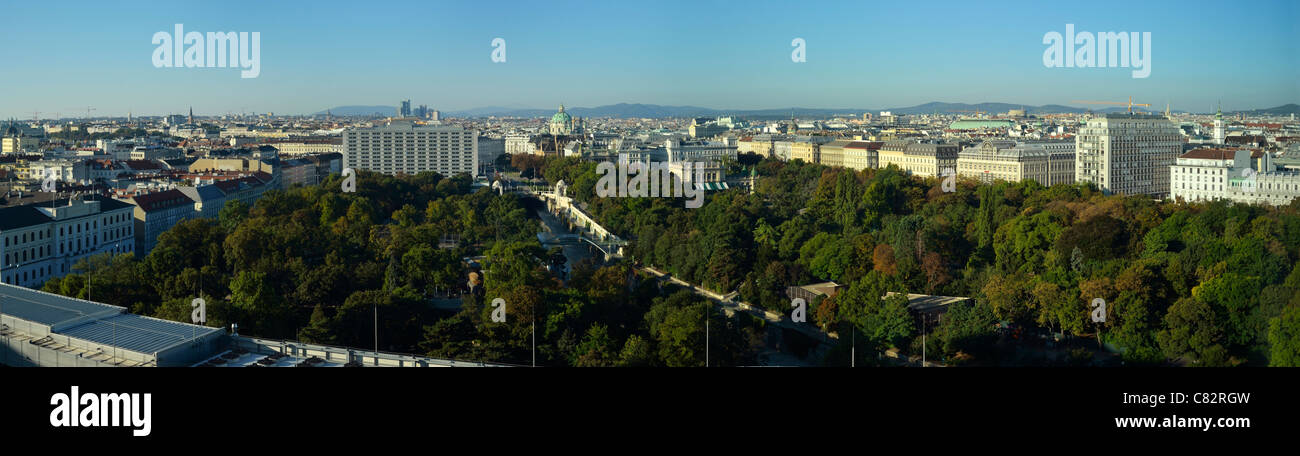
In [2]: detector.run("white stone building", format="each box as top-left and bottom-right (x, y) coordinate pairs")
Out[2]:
(1170, 148), (1300, 206)
(0, 197), (135, 288)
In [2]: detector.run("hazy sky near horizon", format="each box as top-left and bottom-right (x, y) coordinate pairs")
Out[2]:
(0, 0), (1295, 118)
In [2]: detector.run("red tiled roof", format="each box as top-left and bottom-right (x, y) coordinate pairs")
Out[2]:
(1180, 149), (1235, 160)
(844, 141), (884, 150)
(1226, 135), (1265, 144)
(1179, 148), (1261, 160)
(264, 138), (341, 145)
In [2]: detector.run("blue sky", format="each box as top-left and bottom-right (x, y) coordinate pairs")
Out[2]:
(0, 0), (1295, 118)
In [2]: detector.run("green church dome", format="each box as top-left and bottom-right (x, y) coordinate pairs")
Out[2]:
(551, 105), (572, 124)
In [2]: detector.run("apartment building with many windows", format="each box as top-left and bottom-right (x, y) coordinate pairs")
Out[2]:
(126, 189), (195, 256)
(343, 120), (478, 177)
(267, 138), (343, 156)
(0, 196), (135, 287)
(957, 140), (1075, 186)
(790, 139), (820, 164)
(878, 140), (960, 177)
(818, 139), (851, 168)
(1075, 113), (1182, 196)
(1169, 148), (1300, 206)
(818, 140), (883, 171)
(664, 138), (737, 183)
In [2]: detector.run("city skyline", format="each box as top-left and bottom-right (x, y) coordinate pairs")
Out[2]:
(0, 0), (1296, 119)
(4, 1), (1299, 445)
(5, 99), (1294, 121)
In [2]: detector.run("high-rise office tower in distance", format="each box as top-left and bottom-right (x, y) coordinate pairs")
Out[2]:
(343, 119), (478, 178)
(1075, 113), (1182, 197)
(399, 99), (411, 117)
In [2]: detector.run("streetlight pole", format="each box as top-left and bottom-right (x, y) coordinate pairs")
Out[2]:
(373, 303), (378, 366)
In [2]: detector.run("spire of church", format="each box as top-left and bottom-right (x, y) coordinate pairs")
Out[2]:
(1213, 100), (1226, 145)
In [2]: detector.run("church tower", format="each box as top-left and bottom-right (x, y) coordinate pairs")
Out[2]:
(1213, 102), (1225, 145)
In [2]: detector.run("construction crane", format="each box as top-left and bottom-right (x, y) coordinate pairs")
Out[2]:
(1071, 97), (1152, 114)
(67, 107), (96, 120)
(951, 109), (987, 116)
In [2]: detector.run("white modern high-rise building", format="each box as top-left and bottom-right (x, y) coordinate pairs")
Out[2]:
(343, 120), (478, 177)
(1075, 113), (1183, 196)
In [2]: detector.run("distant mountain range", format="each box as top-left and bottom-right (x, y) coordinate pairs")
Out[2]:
(448, 102), (1083, 119)
(313, 102), (1299, 119)
(1235, 104), (1300, 116)
(312, 105), (399, 117)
